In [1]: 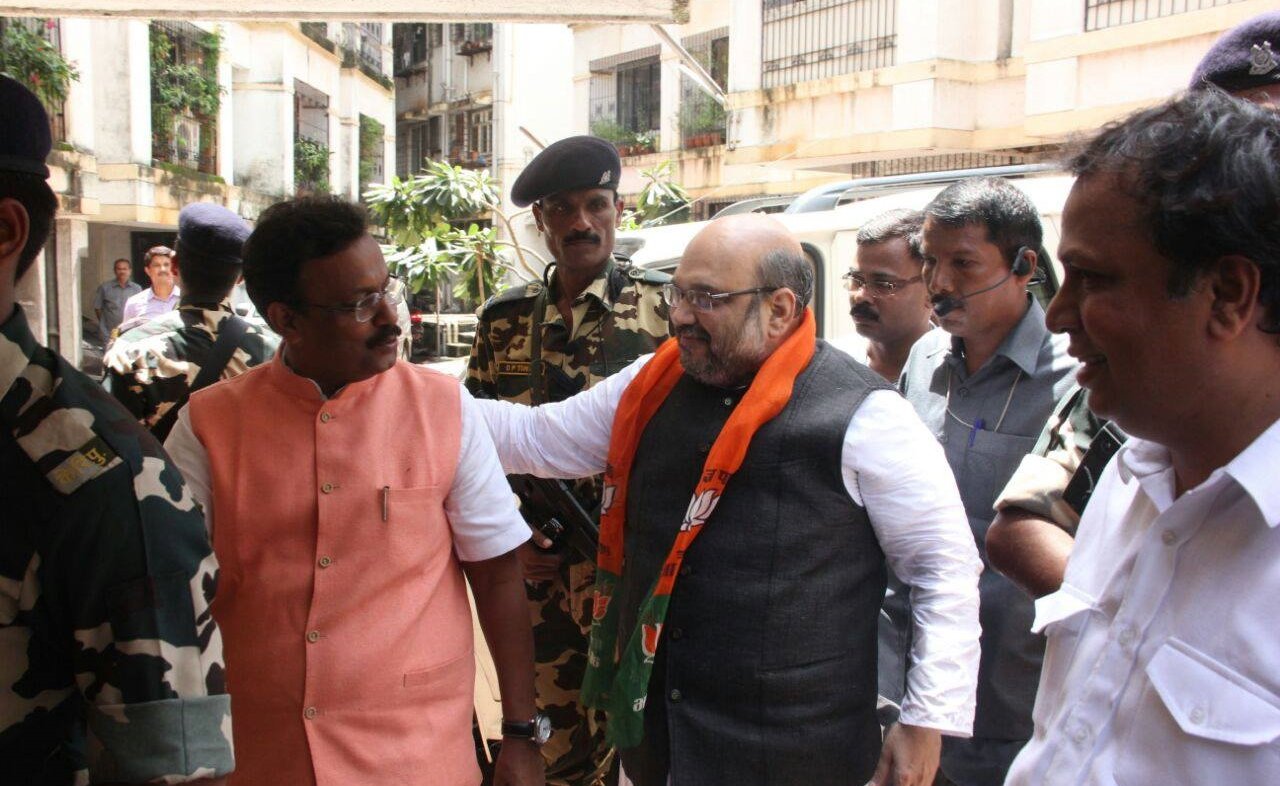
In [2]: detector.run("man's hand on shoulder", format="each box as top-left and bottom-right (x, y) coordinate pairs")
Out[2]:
(871, 723), (941, 786)
(492, 739), (545, 786)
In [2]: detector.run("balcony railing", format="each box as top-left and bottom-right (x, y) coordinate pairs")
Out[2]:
(1084, 0), (1248, 31)
(761, 0), (897, 89)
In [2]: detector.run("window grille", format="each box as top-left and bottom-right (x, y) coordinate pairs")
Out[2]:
(589, 46), (661, 154)
(761, 0), (897, 89)
(342, 22), (383, 73)
(1084, 0), (1248, 31)
(680, 27), (729, 149)
(150, 21), (219, 174)
(470, 109), (492, 158)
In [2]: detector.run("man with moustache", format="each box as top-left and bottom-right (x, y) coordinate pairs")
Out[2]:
(1007, 87), (1280, 786)
(92, 257), (141, 342)
(844, 208), (934, 382)
(467, 135), (669, 786)
(985, 6), (1280, 602)
(120, 245), (180, 330)
(898, 178), (1075, 786)
(477, 213), (982, 786)
(164, 196), (544, 786)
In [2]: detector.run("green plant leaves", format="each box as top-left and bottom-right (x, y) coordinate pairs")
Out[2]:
(0, 18), (79, 110)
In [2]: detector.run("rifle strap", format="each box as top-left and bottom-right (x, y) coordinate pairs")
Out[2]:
(151, 314), (249, 441)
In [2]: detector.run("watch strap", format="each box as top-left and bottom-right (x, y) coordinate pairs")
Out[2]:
(501, 719), (537, 738)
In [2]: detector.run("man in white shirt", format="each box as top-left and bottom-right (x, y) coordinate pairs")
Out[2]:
(477, 214), (981, 786)
(119, 245), (180, 330)
(1005, 90), (1280, 786)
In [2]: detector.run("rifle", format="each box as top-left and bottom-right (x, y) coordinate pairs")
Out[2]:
(506, 474), (600, 563)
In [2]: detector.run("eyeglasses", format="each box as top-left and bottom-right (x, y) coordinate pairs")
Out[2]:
(660, 283), (779, 313)
(298, 276), (406, 322)
(842, 271), (923, 297)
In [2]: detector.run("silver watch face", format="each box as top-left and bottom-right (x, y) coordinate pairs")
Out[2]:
(534, 713), (552, 745)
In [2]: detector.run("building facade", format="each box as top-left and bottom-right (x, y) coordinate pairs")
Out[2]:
(572, 0), (1270, 218)
(4, 16), (395, 367)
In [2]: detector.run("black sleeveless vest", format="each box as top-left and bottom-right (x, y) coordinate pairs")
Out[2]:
(617, 341), (893, 786)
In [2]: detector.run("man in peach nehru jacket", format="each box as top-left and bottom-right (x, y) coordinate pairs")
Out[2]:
(164, 196), (545, 786)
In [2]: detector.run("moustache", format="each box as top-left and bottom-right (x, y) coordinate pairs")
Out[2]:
(366, 324), (402, 349)
(675, 324), (711, 342)
(563, 232), (601, 245)
(850, 303), (879, 322)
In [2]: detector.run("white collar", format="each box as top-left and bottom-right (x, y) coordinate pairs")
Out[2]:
(1117, 416), (1280, 528)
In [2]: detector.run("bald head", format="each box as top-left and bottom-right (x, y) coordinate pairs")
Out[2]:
(684, 214), (813, 309)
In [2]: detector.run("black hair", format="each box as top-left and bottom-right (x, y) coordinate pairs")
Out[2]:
(177, 245), (241, 301)
(0, 172), (57, 279)
(757, 246), (814, 309)
(855, 208), (925, 262)
(1069, 88), (1280, 332)
(923, 177), (1043, 265)
(242, 196), (369, 316)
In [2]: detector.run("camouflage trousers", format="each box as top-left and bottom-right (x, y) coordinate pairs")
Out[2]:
(528, 554), (616, 786)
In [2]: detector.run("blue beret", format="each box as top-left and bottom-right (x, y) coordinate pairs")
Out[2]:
(177, 202), (251, 265)
(1190, 11), (1280, 93)
(510, 135), (621, 207)
(0, 76), (52, 179)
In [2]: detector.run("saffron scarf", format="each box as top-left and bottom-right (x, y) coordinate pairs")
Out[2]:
(581, 309), (817, 747)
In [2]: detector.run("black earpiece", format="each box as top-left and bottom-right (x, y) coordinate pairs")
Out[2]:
(1012, 246), (1033, 277)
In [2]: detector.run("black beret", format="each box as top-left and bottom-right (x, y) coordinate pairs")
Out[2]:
(1190, 11), (1280, 93)
(176, 202), (251, 265)
(510, 135), (621, 207)
(0, 75), (52, 179)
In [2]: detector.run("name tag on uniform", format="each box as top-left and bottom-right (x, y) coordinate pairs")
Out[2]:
(497, 362), (531, 376)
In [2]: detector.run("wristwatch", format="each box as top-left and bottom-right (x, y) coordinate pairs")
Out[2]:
(501, 713), (552, 746)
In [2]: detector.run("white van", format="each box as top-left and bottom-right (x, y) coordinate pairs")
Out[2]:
(617, 172), (1076, 356)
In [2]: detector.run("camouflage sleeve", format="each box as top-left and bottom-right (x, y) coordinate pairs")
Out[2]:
(465, 314), (498, 398)
(994, 386), (1100, 532)
(103, 362), (189, 431)
(58, 457), (232, 781)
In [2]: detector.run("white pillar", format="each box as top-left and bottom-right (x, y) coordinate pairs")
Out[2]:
(55, 218), (88, 365)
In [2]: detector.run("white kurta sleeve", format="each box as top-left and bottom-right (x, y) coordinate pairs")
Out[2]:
(472, 354), (651, 478)
(842, 389), (983, 736)
(163, 406), (214, 536)
(444, 390), (535, 563)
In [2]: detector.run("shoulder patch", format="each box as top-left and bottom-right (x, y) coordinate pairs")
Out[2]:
(480, 281), (542, 316)
(626, 266), (672, 285)
(17, 406), (123, 495)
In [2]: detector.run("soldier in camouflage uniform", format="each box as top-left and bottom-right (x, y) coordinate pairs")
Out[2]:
(467, 136), (670, 786)
(104, 203), (277, 438)
(0, 75), (233, 785)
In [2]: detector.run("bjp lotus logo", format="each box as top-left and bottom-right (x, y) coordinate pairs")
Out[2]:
(642, 622), (663, 660)
(592, 591), (611, 621)
(680, 489), (720, 532)
(600, 484), (617, 515)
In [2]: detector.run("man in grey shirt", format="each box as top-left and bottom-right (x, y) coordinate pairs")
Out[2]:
(899, 177), (1075, 786)
(91, 257), (141, 342)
